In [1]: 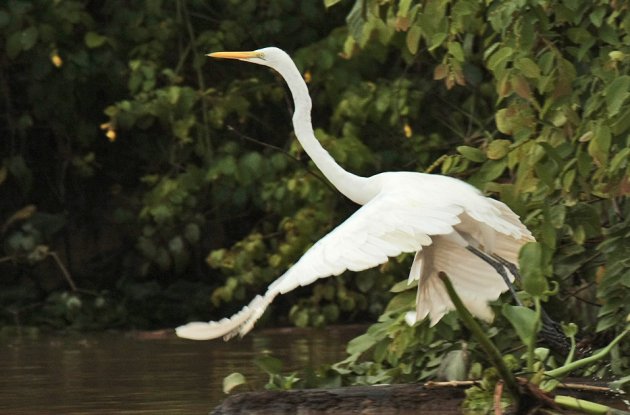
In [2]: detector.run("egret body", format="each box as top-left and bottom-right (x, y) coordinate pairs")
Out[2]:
(176, 47), (534, 341)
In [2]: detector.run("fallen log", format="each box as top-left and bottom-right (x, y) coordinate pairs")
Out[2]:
(210, 380), (627, 415)
(211, 383), (464, 415)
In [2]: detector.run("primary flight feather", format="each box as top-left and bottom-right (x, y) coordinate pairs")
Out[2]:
(176, 47), (533, 341)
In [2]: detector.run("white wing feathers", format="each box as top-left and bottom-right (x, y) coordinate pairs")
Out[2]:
(176, 191), (463, 340)
(407, 199), (534, 327)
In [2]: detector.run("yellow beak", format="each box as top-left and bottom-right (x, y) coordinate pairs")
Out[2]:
(207, 51), (259, 60)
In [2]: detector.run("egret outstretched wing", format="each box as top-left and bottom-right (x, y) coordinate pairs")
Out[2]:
(176, 190), (464, 340)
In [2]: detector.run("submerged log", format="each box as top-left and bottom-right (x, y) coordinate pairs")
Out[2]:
(211, 380), (627, 415)
(211, 384), (465, 415)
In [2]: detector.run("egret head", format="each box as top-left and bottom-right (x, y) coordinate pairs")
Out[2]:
(207, 47), (289, 69)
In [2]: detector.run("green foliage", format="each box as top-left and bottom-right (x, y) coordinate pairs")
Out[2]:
(318, 0), (630, 383)
(0, 0), (628, 389)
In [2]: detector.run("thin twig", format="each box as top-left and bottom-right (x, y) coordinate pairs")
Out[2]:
(424, 380), (476, 388)
(49, 251), (77, 292)
(180, 0), (212, 158)
(494, 381), (504, 415)
(226, 125), (338, 194)
(556, 383), (612, 393)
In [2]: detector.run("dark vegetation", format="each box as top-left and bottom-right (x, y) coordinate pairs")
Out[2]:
(1, 0), (629, 403)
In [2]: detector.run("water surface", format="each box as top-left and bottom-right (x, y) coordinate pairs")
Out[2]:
(0, 326), (363, 414)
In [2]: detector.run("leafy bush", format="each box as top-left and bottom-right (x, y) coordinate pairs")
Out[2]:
(0, 0), (627, 381)
(319, 0), (629, 381)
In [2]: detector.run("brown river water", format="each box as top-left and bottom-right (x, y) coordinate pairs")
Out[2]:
(0, 326), (364, 414)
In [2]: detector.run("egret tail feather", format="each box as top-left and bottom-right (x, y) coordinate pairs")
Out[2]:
(175, 295), (267, 340)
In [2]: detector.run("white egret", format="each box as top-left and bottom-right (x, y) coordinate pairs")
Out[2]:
(176, 47), (535, 341)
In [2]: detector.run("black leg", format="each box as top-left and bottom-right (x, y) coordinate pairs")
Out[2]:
(491, 254), (521, 283)
(466, 246), (523, 306)
(467, 246), (570, 355)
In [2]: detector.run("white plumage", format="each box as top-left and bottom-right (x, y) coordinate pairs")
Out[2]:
(175, 47), (533, 341)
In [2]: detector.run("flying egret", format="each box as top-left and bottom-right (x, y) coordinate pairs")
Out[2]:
(176, 47), (536, 341)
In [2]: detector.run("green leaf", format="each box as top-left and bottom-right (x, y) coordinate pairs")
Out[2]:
(429, 32), (448, 51)
(487, 139), (511, 160)
(448, 41), (465, 62)
(519, 242), (548, 296)
(563, 322), (578, 338)
(473, 159), (507, 183)
(406, 25), (421, 55)
(390, 278), (415, 292)
(515, 57), (541, 78)
(184, 223), (200, 243)
(254, 355), (283, 375)
(495, 108), (512, 134)
(347, 332), (377, 355)
(223, 372), (247, 394)
(609, 148), (630, 173)
(6, 31), (23, 59)
(20, 27), (39, 51)
(84, 31), (107, 48)
(605, 76), (630, 117)
(487, 46), (513, 72)
(0, 10), (9, 28)
(502, 305), (539, 346)
(456, 146), (486, 163)
(587, 125), (611, 165)
(323, 0), (342, 8)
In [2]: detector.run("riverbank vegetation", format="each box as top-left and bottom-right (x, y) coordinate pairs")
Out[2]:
(1, 0), (628, 403)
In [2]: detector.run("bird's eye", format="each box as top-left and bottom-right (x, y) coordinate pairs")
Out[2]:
(256, 52), (265, 60)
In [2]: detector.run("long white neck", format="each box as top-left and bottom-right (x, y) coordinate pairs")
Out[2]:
(273, 62), (372, 205)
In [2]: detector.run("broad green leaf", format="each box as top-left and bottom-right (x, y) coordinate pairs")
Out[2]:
(475, 159), (506, 182)
(323, 0), (342, 8)
(6, 31), (23, 58)
(254, 355), (283, 375)
(0, 10), (9, 28)
(487, 47), (513, 72)
(385, 290), (416, 313)
(223, 372), (247, 394)
(605, 76), (630, 117)
(429, 32), (448, 51)
(611, 107), (630, 135)
(398, 0), (413, 16)
(390, 279), (416, 293)
(347, 332), (377, 355)
(84, 31), (107, 48)
(502, 305), (539, 346)
(486, 140), (510, 160)
(589, 7), (606, 27)
(495, 108), (512, 134)
(456, 146), (486, 163)
(563, 322), (578, 338)
(587, 125), (611, 165)
(20, 27), (39, 51)
(448, 41), (465, 62)
(406, 25), (421, 55)
(515, 57), (541, 78)
(184, 223), (200, 243)
(610, 148), (630, 173)
(512, 75), (532, 100)
(519, 242), (548, 296)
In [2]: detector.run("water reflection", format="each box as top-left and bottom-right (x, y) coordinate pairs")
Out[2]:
(0, 326), (364, 414)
